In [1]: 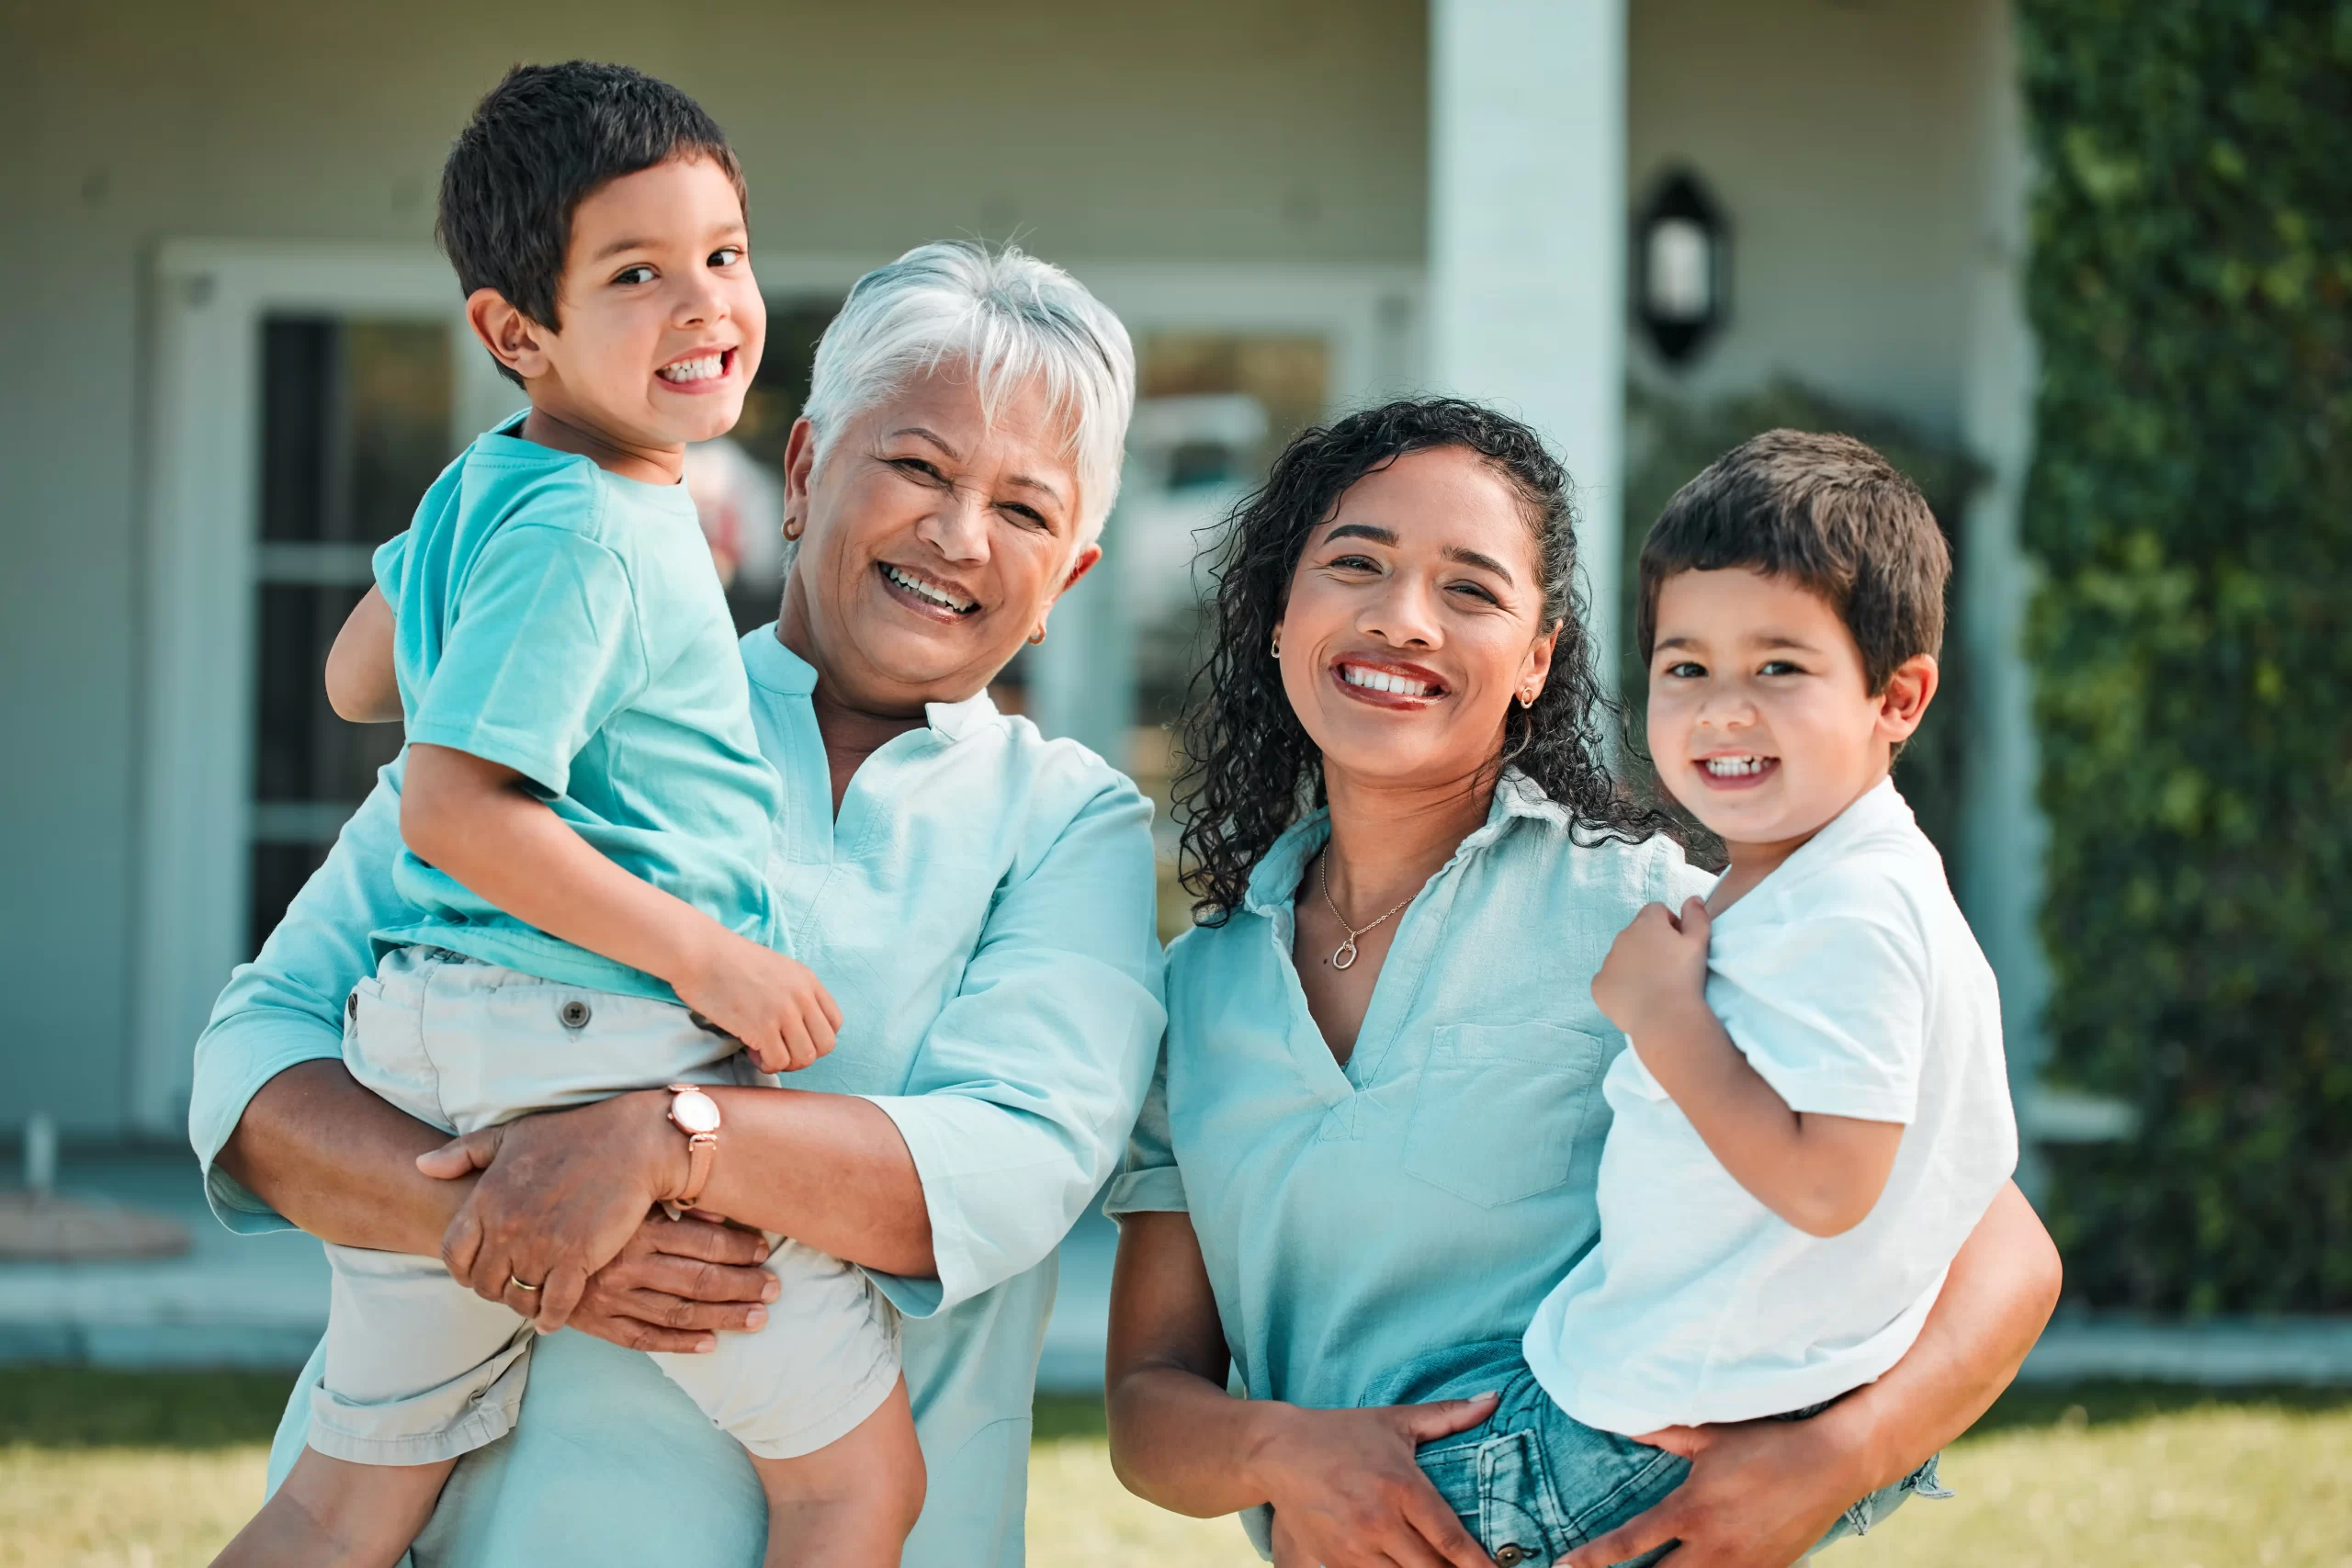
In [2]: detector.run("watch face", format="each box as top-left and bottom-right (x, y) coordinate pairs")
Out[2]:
(671, 1089), (721, 1134)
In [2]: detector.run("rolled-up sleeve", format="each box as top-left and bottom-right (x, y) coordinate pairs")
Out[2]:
(188, 761), (414, 1233)
(859, 774), (1167, 1319)
(1101, 1045), (1186, 1217)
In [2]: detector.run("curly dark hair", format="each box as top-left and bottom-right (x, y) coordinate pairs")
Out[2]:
(1175, 397), (1668, 924)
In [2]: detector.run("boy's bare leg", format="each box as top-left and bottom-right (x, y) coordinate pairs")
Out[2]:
(754, 1376), (926, 1568)
(210, 1449), (455, 1568)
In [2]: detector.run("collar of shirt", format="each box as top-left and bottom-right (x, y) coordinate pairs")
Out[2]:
(738, 625), (1004, 743)
(1239, 767), (1570, 919)
(1714, 773), (1914, 931)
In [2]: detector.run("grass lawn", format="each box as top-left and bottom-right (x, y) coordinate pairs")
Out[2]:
(4, 1370), (2346, 1567)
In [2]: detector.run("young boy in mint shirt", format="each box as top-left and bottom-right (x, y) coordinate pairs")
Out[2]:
(216, 62), (922, 1568)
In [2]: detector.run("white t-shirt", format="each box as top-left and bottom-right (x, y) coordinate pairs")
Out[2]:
(1522, 779), (2017, 1435)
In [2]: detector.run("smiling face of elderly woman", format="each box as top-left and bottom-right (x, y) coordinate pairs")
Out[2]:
(771, 242), (1134, 715)
(781, 371), (1095, 710)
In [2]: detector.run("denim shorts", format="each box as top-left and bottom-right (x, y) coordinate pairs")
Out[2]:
(1360, 1341), (1951, 1568)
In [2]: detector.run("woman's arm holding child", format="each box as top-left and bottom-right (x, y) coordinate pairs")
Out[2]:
(324, 586), (403, 723)
(1594, 896), (1901, 1236)
(401, 741), (841, 1077)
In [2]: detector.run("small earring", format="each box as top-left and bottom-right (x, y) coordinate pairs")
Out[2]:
(1270, 631), (1283, 660)
(782, 517), (804, 542)
(1519, 688), (1537, 709)
(1028, 626), (1047, 646)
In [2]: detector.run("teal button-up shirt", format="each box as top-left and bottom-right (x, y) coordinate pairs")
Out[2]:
(189, 627), (1166, 1568)
(1106, 774), (1705, 1551)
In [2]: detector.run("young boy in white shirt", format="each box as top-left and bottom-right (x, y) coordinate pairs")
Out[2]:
(1375, 430), (2017, 1564)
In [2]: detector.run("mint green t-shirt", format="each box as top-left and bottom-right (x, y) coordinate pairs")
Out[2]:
(370, 418), (781, 998)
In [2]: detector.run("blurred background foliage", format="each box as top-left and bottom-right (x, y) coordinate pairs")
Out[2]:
(1619, 378), (1983, 867)
(2018, 0), (2352, 1308)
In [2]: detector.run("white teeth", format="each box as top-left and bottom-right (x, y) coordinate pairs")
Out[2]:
(1702, 756), (1770, 777)
(1339, 664), (1437, 697)
(658, 354), (725, 383)
(882, 563), (977, 614)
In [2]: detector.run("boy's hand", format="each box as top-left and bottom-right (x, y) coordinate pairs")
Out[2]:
(1592, 895), (1713, 1043)
(673, 931), (843, 1075)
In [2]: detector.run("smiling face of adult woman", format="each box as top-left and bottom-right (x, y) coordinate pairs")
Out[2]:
(1273, 446), (1558, 796)
(775, 367), (1100, 716)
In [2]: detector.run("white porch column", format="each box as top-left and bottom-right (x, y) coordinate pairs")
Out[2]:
(1429, 0), (1629, 665)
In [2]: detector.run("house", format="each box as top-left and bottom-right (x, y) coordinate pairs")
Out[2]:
(0, 0), (2049, 1151)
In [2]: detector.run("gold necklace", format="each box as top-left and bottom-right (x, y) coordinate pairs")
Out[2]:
(1318, 855), (1415, 971)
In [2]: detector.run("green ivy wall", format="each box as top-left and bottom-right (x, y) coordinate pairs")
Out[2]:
(2018, 0), (2352, 1308)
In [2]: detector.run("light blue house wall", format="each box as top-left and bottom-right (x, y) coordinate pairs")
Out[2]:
(0, 0), (2038, 1139)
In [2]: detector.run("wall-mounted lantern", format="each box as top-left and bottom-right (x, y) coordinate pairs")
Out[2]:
(1635, 168), (1729, 367)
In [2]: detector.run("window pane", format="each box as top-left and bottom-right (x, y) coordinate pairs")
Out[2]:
(252, 583), (404, 806)
(1122, 333), (1331, 939)
(258, 317), (452, 546)
(249, 841), (334, 962)
(250, 315), (451, 952)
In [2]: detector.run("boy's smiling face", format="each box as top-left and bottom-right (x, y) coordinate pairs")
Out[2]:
(471, 154), (765, 466)
(1646, 567), (1936, 857)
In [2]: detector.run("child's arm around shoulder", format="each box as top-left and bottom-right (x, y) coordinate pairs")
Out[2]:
(1592, 897), (1905, 1237)
(324, 586), (402, 723)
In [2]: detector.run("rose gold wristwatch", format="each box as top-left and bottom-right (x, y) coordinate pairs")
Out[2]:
(660, 1084), (722, 1222)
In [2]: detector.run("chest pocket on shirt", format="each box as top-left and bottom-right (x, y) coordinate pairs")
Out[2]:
(1402, 1022), (1611, 1207)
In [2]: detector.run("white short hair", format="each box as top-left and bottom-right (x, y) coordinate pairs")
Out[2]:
(800, 241), (1136, 545)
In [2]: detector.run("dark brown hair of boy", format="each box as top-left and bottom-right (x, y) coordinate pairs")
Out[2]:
(437, 61), (747, 384)
(1635, 429), (1951, 694)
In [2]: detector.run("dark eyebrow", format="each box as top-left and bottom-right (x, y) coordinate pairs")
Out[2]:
(1442, 545), (1514, 584)
(1323, 522), (1396, 547)
(592, 220), (747, 265)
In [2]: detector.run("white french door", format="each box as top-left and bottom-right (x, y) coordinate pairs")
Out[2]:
(132, 243), (517, 1132)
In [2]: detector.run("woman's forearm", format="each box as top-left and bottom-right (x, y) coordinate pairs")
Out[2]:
(214, 1058), (469, 1254)
(1809, 1179), (2061, 1493)
(1109, 1363), (1290, 1517)
(693, 1086), (935, 1278)
(1106, 1209), (1270, 1516)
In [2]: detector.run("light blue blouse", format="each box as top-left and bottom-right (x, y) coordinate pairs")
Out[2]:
(189, 627), (1166, 1568)
(1106, 773), (1706, 1549)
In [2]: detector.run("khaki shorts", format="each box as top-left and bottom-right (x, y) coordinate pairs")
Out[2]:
(310, 945), (900, 1467)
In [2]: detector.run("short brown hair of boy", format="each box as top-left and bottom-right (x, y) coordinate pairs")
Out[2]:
(437, 61), (747, 385)
(1635, 429), (1951, 693)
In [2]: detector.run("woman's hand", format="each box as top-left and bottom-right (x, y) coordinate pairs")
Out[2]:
(1560, 1417), (1860, 1568)
(568, 1212), (783, 1354)
(1252, 1397), (1502, 1568)
(418, 1090), (684, 1332)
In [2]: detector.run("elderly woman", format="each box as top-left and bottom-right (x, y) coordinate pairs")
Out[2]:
(190, 242), (1162, 1568)
(1105, 400), (2061, 1568)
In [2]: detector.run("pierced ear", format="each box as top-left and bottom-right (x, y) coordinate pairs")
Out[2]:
(465, 288), (550, 382)
(1520, 624), (1562, 698)
(1876, 653), (1940, 741)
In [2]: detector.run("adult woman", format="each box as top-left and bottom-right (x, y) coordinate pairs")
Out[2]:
(1105, 400), (2061, 1568)
(190, 242), (1163, 1568)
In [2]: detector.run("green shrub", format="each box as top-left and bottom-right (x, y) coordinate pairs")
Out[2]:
(2018, 0), (2352, 1308)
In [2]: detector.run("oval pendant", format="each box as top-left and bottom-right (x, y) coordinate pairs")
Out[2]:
(1331, 938), (1358, 970)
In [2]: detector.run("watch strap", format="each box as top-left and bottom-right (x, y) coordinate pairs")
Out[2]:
(661, 1084), (720, 1223)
